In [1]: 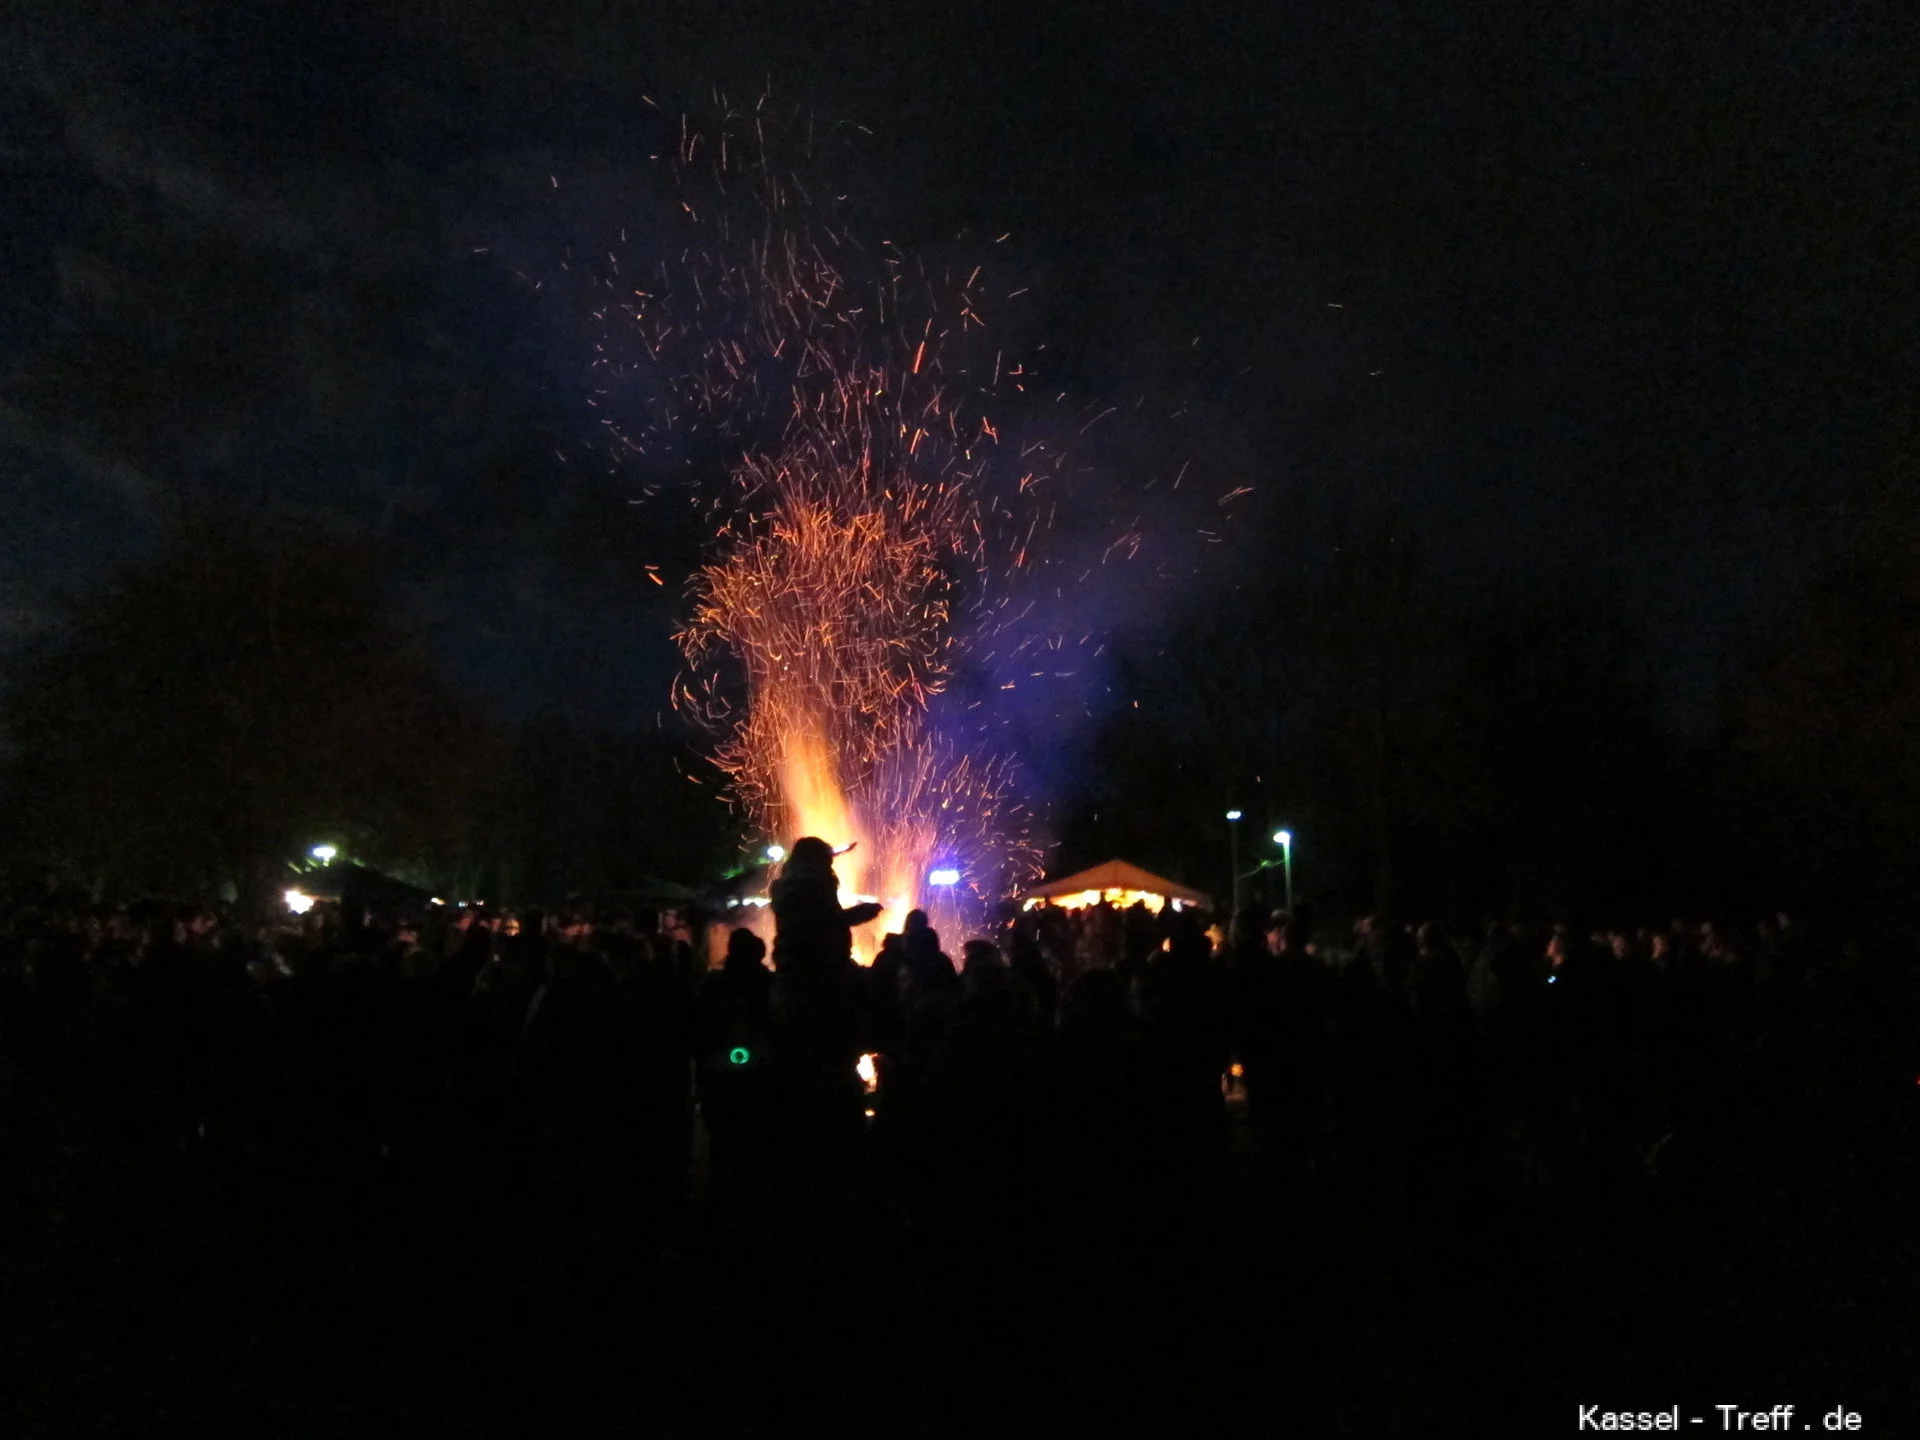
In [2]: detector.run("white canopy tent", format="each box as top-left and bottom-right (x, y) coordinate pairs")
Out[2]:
(1017, 859), (1212, 914)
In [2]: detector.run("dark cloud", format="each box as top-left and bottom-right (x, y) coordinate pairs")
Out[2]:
(0, 0), (1912, 747)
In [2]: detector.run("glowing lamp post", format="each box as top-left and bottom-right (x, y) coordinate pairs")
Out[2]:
(927, 868), (961, 887)
(1273, 829), (1294, 911)
(309, 844), (337, 865)
(1226, 810), (1243, 916)
(765, 843), (786, 863)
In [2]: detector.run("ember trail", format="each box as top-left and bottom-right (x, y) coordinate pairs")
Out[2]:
(619, 102), (1046, 950)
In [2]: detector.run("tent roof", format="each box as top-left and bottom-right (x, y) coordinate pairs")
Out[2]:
(286, 860), (432, 902)
(1019, 859), (1212, 908)
(596, 877), (704, 904)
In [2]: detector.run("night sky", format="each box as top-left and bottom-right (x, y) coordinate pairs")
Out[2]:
(4, 0), (1914, 742)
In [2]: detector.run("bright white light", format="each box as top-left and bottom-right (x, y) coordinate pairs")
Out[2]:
(928, 868), (961, 887)
(1274, 830), (1291, 847)
(284, 889), (316, 915)
(1225, 810), (1242, 822)
(430, 897), (445, 906)
(765, 844), (786, 862)
(310, 844), (337, 864)
(856, 1053), (878, 1091)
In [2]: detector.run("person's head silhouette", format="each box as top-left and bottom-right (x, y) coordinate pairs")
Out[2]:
(725, 927), (769, 973)
(784, 836), (836, 876)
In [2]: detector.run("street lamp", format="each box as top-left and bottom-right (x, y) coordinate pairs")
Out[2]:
(309, 844), (337, 865)
(765, 843), (786, 863)
(1272, 829), (1294, 912)
(1225, 810), (1243, 916)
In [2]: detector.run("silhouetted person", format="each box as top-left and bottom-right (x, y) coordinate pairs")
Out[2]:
(902, 910), (958, 1004)
(1006, 929), (1058, 1031)
(954, 938), (1041, 1101)
(1054, 966), (1149, 1246)
(768, 838), (875, 1189)
(769, 838), (881, 975)
(601, 928), (694, 1267)
(1232, 906), (1325, 1161)
(1136, 919), (1229, 1199)
(696, 928), (780, 1202)
(1409, 923), (1470, 1033)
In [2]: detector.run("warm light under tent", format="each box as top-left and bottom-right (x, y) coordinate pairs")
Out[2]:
(1024, 887), (1183, 914)
(1016, 859), (1212, 916)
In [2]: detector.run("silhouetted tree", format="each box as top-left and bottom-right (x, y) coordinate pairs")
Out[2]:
(1305, 522), (1471, 913)
(1725, 447), (1920, 915)
(1457, 579), (1669, 918)
(0, 509), (496, 907)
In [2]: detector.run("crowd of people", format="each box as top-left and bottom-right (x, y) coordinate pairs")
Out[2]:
(1, 847), (1911, 1434)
